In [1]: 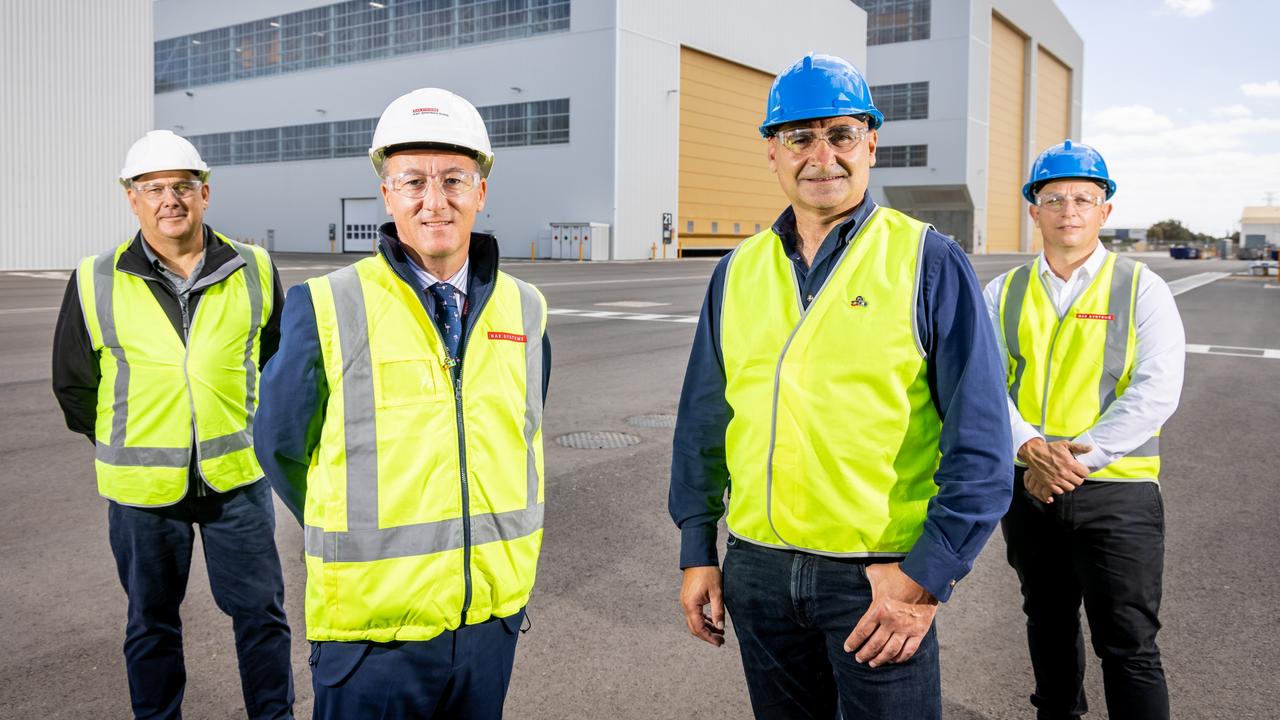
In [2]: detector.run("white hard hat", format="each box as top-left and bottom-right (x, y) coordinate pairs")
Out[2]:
(119, 130), (210, 187)
(369, 88), (494, 178)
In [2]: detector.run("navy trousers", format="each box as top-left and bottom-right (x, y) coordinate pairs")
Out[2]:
(1002, 469), (1169, 720)
(722, 537), (941, 720)
(310, 610), (525, 719)
(107, 480), (294, 720)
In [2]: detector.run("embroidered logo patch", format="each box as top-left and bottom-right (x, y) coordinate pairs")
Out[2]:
(849, 296), (868, 308)
(488, 331), (527, 343)
(1074, 313), (1114, 321)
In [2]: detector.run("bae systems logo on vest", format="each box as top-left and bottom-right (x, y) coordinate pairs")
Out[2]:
(849, 296), (868, 308)
(1075, 313), (1114, 321)
(488, 331), (527, 343)
(412, 107), (449, 118)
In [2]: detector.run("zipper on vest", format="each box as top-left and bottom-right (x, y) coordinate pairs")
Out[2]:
(451, 286), (493, 621)
(1036, 263), (1098, 435)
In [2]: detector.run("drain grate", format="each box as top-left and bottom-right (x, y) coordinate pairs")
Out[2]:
(554, 431), (642, 449)
(627, 414), (677, 428)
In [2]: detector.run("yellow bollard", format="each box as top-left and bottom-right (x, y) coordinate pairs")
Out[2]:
(530, 239), (536, 262)
(578, 239), (584, 262)
(650, 242), (656, 260)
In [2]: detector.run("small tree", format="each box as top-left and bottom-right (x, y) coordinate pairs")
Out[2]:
(1147, 219), (1195, 244)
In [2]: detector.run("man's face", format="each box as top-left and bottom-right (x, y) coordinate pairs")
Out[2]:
(1029, 179), (1112, 253)
(768, 116), (876, 217)
(126, 170), (208, 244)
(380, 149), (487, 264)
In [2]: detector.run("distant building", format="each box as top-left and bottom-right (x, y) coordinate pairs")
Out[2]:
(1240, 206), (1280, 248)
(1101, 227), (1148, 244)
(854, 0), (1084, 254)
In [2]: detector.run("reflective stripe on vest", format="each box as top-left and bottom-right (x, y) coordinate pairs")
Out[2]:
(1000, 253), (1159, 480)
(77, 235), (271, 505)
(720, 207), (942, 556)
(302, 256), (545, 642)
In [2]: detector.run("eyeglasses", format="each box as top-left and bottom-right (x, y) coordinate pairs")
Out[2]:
(1036, 193), (1104, 212)
(384, 170), (482, 199)
(774, 125), (871, 155)
(131, 180), (203, 202)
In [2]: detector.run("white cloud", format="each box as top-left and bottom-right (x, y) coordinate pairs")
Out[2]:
(1211, 104), (1253, 118)
(1162, 0), (1213, 17)
(1083, 107), (1280, 234)
(1242, 80), (1280, 98)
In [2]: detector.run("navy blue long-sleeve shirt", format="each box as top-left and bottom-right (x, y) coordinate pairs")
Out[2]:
(668, 196), (1012, 602)
(254, 229), (551, 524)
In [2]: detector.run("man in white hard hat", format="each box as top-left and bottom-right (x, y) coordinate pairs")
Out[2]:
(52, 130), (294, 719)
(255, 88), (550, 718)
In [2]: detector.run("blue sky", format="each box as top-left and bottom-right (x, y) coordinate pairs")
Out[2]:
(1055, 0), (1280, 235)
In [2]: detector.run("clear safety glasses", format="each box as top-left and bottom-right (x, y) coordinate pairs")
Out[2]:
(774, 125), (871, 155)
(1036, 192), (1105, 212)
(384, 170), (482, 199)
(131, 180), (203, 203)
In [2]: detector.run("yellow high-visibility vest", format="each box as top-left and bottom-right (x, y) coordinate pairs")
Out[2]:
(303, 255), (547, 642)
(999, 252), (1158, 480)
(77, 235), (273, 506)
(721, 207), (942, 556)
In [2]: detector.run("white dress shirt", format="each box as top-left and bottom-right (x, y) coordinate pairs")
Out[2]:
(982, 242), (1186, 477)
(407, 257), (469, 310)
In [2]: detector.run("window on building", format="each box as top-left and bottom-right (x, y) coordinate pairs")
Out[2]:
(851, 0), (930, 45)
(871, 82), (928, 121)
(876, 144), (928, 168)
(184, 99), (568, 167)
(155, 0), (570, 93)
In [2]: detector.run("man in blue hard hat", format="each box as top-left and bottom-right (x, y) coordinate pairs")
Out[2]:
(669, 53), (1013, 719)
(984, 140), (1184, 720)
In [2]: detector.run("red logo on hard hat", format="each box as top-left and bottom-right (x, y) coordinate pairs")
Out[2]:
(488, 332), (527, 343)
(412, 107), (449, 117)
(1074, 313), (1114, 321)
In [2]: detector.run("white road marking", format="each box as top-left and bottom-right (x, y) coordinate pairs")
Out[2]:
(2, 271), (70, 281)
(536, 275), (708, 288)
(595, 300), (671, 308)
(0, 306), (59, 315)
(1186, 344), (1280, 360)
(548, 308), (698, 324)
(1168, 272), (1231, 296)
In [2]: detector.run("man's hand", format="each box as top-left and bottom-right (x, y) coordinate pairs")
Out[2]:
(680, 566), (725, 647)
(844, 563), (938, 668)
(1017, 437), (1093, 501)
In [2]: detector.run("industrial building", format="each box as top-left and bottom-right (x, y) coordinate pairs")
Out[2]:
(1, 0), (152, 271)
(856, 0), (1083, 253)
(1240, 206), (1280, 250)
(152, 0), (868, 260)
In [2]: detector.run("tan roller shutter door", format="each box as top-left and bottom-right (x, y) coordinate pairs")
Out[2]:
(1031, 48), (1072, 252)
(986, 15), (1027, 254)
(679, 47), (787, 253)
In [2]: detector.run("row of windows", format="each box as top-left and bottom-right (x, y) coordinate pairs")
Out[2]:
(684, 220), (763, 235)
(871, 81), (928, 122)
(877, 144), (928, 168)
(155, 0), (571, 93)
(852, 0), (930, 45)
(185, 98), (570, 167)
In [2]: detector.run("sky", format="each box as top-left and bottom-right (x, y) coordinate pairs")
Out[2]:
(1054, 0), (1280, 235)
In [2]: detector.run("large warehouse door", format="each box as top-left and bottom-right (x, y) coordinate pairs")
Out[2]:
(986, 15), (1027, 254)
(678, 47), (787, 254)
(1031, 47), (1072, 253)
(342, 197), (385, 253)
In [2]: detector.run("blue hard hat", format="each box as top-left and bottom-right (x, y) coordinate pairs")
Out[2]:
(759, 53), (883, 137)
(1022, 139), (1117, 203)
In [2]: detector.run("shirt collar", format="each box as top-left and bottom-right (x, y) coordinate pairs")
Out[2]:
(408, 257), (469, 296)
(140, 233), (206, 277)
(772, 190), (878, 259)
(1037, 241), (1108, 284)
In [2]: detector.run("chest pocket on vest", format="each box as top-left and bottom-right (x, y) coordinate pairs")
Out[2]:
(375, 359), (445, 407)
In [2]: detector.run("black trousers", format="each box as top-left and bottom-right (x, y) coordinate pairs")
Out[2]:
(1002, 469), (1169, 720)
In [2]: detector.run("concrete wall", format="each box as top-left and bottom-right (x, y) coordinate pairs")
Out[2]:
(156, 0), (616, 257)
(1, 0), (152, 270)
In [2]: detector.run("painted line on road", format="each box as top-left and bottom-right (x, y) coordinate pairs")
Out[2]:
(0, 306), (59, 315)
(536, 275), (708, 288)
(1168, 272), (1231, 296)
(1, 271), (70, 281)
(1187, 344), (1280, 360)
(548, 308), (698, 324)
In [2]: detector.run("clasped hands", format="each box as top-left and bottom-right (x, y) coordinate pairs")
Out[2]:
(1018, 437), (1093, 503)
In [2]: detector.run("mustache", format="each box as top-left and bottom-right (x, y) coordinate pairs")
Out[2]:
(798, 166), (850, 181)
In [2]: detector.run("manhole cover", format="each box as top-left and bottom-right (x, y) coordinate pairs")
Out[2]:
(627, 414), (677, 428)
(554, 431), (642, 449)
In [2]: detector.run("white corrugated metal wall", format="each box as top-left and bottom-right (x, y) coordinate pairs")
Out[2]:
(1, 0), (152, 270)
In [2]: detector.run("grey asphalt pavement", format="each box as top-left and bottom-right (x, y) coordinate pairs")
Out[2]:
(1, 251), (1276, 719)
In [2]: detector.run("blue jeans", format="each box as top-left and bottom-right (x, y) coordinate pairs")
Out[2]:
(107, 480), (294, 720)
(722, 536), (941, 720)
(310, 610), (525, 719)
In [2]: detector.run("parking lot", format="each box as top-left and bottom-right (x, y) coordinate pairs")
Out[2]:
(2, 251), (1277, 719)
